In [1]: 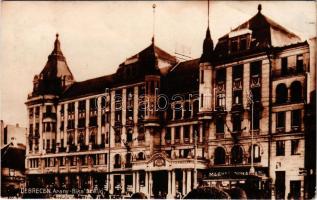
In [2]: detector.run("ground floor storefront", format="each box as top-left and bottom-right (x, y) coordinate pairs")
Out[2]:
(26, 169), (198, 199)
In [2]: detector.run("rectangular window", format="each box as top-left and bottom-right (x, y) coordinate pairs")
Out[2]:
(291, 110), (301, 129)
(200, 94), (204, 108)
(296, 54), (304, 73)
(175, 127), (180, 140)
(276, 140), (285, 156)
(291, 140), (300, 155)
(252, 111), (260, 130)
(216, 118), (224, 134)
(231, 38), (238, 52)
(281, 57), (288, 76)
(233, 65), (243, 79)
(200, 69), (204, 84)
(78, 100), (85, 112)
(68, 102), (75, 113)
(250, 61), (262, 76)
(232, 115), (241, 132)
(240, 37), (247, 50)
(251, 87), (261, 102)
(216, 68), (226, 83)
(276, 112), (285, 128)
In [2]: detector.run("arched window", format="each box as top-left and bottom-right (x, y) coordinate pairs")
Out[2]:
(249, 144), (261, 163)
(290, 81), (302, 102)
(137, 152), (145, 160)
(276, 83), (288, 103)
(214, 147), (226, 165)
(231, 145), (243, 164)
(114, 154), (121, 168)
(125, 153), (132, 168)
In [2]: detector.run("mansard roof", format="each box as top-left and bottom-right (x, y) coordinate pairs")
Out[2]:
(61, 74), (114, 100)
(162, 58), (200, 95)
(214, 5), (301, 62)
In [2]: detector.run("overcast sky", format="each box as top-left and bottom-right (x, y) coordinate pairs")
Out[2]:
(0, 1), (315, 127)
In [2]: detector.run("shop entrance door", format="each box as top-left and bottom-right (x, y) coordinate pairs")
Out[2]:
(152, 171), (168, 198)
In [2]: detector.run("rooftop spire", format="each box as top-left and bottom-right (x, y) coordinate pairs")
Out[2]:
(200, 0), (213, 63)
(258, 4), (262, 13)
(52, 33), (62, 54)
(152, 4), (156, 44)
(207, 0), (210, 27)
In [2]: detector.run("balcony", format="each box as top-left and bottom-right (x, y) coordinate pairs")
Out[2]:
(114, 164), (121, 169)
(272, 67), (305, 79)
(291, 125), (301, 132)
(216, 133), (225, 139)
(276, 127), (285, 133)
(43, 112), (56, 119)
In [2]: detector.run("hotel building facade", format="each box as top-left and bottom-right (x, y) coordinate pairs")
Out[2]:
(25, 5), (316, 199)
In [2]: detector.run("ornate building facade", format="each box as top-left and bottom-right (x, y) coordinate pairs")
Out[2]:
(25, 5), (315, 199)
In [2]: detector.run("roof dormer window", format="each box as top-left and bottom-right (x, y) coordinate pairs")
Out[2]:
(228, 29), (252, 53)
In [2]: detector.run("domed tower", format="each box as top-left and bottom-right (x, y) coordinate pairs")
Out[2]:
(26, 34), (75, 155)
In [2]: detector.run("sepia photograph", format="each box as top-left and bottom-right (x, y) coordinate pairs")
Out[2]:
(0, 1), (316, 199)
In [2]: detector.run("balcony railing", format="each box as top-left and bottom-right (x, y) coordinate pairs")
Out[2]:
(272, 68), (305, 79)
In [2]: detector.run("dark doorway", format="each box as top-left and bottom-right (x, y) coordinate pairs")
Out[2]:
(290, 180), (301, 199)
(152, 171), (168, 198)
(275, 171), (285, 199)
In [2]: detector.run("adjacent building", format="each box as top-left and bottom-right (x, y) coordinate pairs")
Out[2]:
(24, 5), (316, 199)
(1, 120), (27, 148)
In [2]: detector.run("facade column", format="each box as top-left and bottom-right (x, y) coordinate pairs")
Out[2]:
(110, 90), (115, 148)
(182, 170), (186, 195)
(97, 96), (102, 144)
(85, 99), (90, 145)
(132, 172), (136, 193)
(109, 174), (114, 194)
(135, 171), (140, 192)
(74, 101), (78, 145)
(148, 172), (152, 197)
(171, 127), (175, 145)
(186, 170), (191, 194)
(180, 126), (184, 144)
(56, 105), (61, 145)
(39, 105), (44, 153)
(64, 104), (68, 148)
(32, 107), (36, 152)
(133, 86), (138, 147)
(121, 174), (125, 194)
(145, 171), (149, 195)
(122, 89), (127, 147)
(161, 127), (166, 146)
(172, 170), (176, 197)
(167, 171), (172, 198)
(189, 125), (193, 144)
(199, 123), (203, 143)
